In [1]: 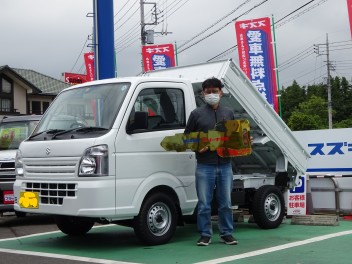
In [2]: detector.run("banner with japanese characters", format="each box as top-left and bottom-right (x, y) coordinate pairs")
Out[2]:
(235, 17), (279, 113)
(142, 43), (176, 72)
(84, 52), (95, 81)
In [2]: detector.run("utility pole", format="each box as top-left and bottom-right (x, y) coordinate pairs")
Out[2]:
(326, 33), (332, 129)
(314, 34), (333, 129)
(140, 0), (157, 72)
(140, 0), (146, 72)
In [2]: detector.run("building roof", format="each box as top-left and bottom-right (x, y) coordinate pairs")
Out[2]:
(12, 68), (71, 95)
(0, 65), (70, 95)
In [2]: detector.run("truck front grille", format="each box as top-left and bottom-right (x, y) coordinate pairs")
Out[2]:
(0, 161), (15, 182)
(23, 157), (80, 178)
(25, 182), (77, 205)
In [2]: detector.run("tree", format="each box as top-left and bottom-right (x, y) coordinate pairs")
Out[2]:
(306, 83), (325, 99)
(280, 81), (306, 122)
(287, 95), (328, 130)
(331, 77), (352, 123)
(334, 119), (352, 128)
(287, 112), (321, 130)
(281, 76), (352, 130)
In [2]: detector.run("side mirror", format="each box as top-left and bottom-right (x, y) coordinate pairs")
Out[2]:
(126, 111), (148, 134)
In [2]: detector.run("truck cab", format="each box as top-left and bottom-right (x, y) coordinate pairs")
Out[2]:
(13, 60), (309, 245)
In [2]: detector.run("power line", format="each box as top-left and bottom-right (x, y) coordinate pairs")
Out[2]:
(281, 64), (325, 86)
(159, 0), (190, 22)
(207, 0), (329, 62)
(274, 0), (328, 29)
(70, 37), (88, 73)
(279, 45), (312, 65)
(274, 0), (315, 24)
(115, 0), (192, 51)
(279, 50), (315, 72)
(178, 0), (269, 54)
(114, 0), (139, 27)
(177, 0), (253, 49)
(114, 6), (139, 31)
(114, 0), (134, 18)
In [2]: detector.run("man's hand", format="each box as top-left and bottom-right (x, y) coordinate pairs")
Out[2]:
(199, 146), (209, 153)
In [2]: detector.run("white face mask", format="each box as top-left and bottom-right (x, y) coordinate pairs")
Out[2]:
(204, 93), (220, 106)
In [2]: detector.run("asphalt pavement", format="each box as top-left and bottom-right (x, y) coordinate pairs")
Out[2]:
(1, 213), (352, 264)
(0, 213), (103, 264)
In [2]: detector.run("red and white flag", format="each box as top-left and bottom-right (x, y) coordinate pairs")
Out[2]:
(235, 17), (278, 113)
(84, 52), (95, 81)
(141, 43), (176, 72)
(347, 0), (352, 38)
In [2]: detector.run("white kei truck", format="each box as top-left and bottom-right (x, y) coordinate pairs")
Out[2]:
(13, 60), (309, 245)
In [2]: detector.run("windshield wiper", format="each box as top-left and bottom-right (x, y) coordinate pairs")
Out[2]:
(51, 126), (108, 139)
(29, 129), (65, 139)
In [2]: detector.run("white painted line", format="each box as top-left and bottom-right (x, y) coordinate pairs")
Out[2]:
(0, 230), (61, 242)
(0, 224), (140, 263)
(0, 248), (141, 264)
(194, 230), (352, 264)
(0, 224), (114, 242)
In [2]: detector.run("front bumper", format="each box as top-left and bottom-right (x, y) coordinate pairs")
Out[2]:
(0, 181), (15, 213)
(14, 177), (116, 217)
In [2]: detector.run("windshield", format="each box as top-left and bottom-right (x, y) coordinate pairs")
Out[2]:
(0, 120), (39, 150)
(34, 82), (130, 134)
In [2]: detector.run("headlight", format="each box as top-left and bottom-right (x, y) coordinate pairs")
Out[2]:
(15, 149), (23, 176)
(78, 145), (108, 177)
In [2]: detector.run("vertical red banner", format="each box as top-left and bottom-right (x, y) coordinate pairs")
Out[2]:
(347, 0), (352, 38)
(142, 44), (176, 72)
(84, 52), (95, 81)
(235, 17), (278, 113)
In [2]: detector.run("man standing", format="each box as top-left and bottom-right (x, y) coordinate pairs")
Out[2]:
(185, 77), (237, 246)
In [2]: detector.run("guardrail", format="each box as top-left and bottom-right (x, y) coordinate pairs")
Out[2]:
(309, 175), (352, 215)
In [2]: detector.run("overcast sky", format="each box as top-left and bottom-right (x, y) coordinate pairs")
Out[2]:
(0, 0), (351, 87)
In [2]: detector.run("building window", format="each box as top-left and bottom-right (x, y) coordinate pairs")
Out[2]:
(43, 102), (50, 113)
(0, 77), (13, 112)
(32, 101), (41, 114)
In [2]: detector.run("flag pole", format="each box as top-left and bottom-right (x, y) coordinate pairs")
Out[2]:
(271, 14), (282, 118)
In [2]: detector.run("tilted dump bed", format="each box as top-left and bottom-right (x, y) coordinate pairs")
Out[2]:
(144, 59), (310, 182)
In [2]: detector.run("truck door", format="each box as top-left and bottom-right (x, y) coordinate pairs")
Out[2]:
(113, 81), (197, 213)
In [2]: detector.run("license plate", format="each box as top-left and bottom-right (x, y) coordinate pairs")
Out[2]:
(19, 191), (39, 209)
(3, 191), (14, 204)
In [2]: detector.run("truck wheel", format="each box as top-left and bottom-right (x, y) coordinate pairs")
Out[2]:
(55, 216), (94, 236)
(134, 193), (177, 245)
(252, 185), (285, 229)
(15, 211), (27, 217)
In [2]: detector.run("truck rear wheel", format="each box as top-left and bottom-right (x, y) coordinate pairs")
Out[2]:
(55, 216), (94, 236)
(252, 185), (285, 229)
(134, 192), (177, 245)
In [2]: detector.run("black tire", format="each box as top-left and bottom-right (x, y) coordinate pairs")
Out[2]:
(55, 216), (94, 236)
(15, 211), (27, 217)
(134, 192), (178, 245)
(252, 185), (285, 229)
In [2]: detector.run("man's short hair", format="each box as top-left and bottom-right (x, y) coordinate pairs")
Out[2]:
(202, 77), (224, 90)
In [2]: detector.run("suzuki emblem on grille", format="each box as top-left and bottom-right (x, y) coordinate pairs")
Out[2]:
(46, 148), (51, 155)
